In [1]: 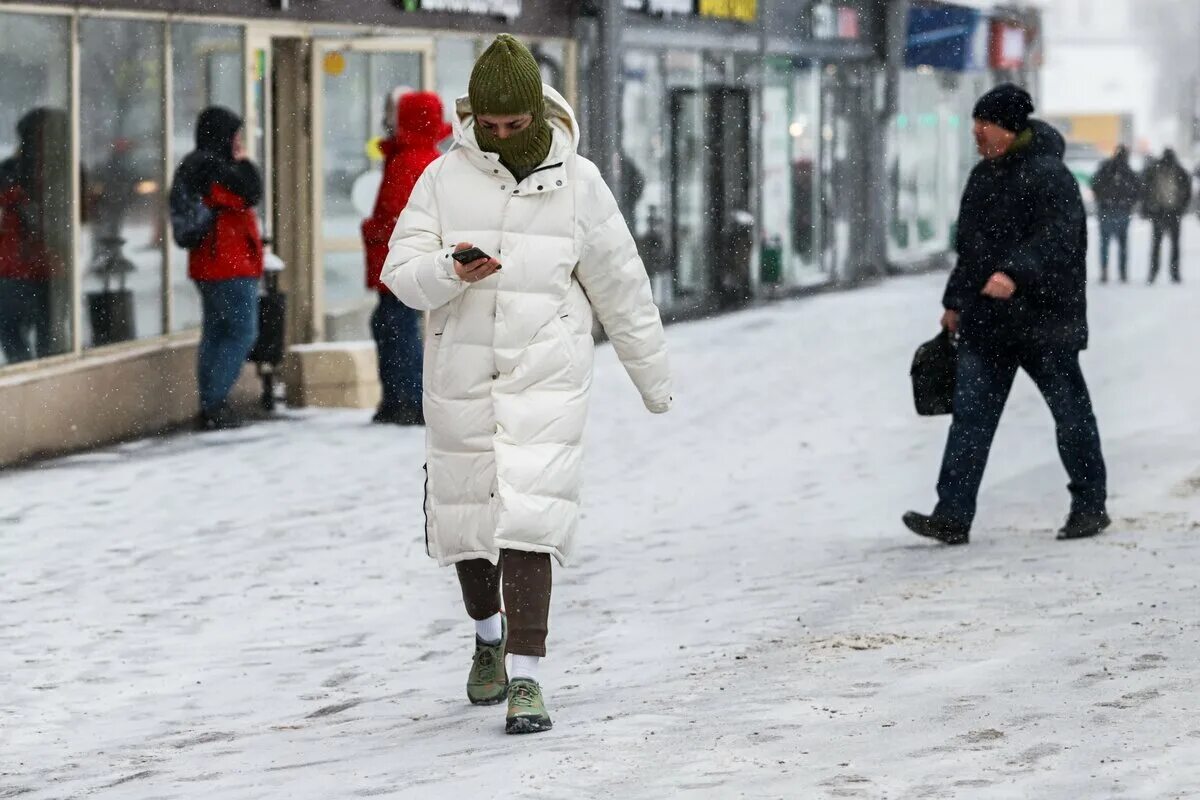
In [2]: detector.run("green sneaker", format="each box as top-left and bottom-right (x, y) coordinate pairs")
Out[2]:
(466, 616), (508, 706)
(505, 677), (553, 735)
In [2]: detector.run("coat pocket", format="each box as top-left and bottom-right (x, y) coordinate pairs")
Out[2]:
(552, 313), (578, 374)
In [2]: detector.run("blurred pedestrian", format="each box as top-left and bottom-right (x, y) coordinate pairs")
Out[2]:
(904, 84), (1109, 546)
(382, 34), (671, 735)
(1142, 148), (1191, 284)
(361, 89), (451, 426)
(1090, 145), (1141, 283)
(170, 107), (264, 431)
(0, 108), (67, 363)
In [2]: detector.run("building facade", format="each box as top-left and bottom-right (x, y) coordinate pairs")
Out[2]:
(0, 0), (575, 463)
(1, 0), (1041, 465)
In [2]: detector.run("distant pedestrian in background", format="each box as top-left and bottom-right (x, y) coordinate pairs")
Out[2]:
(1142, 148), (1191, 284)
(170, 107), (263, 431)
(1090, 145), (1141, 283)
(904, 84), (1109, 546)
(361, 89), (450, 426)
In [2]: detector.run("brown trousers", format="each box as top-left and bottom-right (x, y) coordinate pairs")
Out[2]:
(455, 549), (552, 657)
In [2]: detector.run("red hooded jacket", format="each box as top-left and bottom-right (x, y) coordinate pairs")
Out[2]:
(362, 91), (452, 294)
(189, 182), (264, 282)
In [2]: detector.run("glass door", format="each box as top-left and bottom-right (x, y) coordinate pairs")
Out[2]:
(312, 38), (432, 342)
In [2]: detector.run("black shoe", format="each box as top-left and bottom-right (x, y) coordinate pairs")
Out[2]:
(371, 405), (425, 426)
(903, 511), (970, 545)
(1057, 511), (1111, 541)
(195, 405), (243, 432)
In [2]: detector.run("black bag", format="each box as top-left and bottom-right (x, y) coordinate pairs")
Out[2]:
(910, 330), (958, 416)
(169, 179), (216, 249)
(248, 291), (287, 366)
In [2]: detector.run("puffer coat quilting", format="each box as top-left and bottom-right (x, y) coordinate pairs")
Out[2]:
(381, 85), (671, 567)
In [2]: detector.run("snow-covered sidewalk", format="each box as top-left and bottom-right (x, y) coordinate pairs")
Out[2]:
(4, 225), (1200, 798)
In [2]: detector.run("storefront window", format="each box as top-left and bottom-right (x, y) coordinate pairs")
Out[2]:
(621, 50), (670, 302)
(320, 47), (423, 340)
(531, 41), (567, 94)
(792, 65), (822, 278)
(888, 70), (966, 263)
(0, 13), (73, 367)
(171, 23), (245, 332)
(80, 17), (166, 349)
(436, 37), (479, 124)
(666, 50), (706, 299)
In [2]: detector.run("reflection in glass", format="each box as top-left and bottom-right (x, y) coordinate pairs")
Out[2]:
(172, 24), (245, 332)
(80, 17), (166, 348)
(0, 14), (72, 366)
(621, 50), (670, 302)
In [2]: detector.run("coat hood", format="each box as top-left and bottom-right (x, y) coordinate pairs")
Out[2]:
(453, 83), (580, 161)
(196, 106), (243, 158)
(395, 91), (453, 146)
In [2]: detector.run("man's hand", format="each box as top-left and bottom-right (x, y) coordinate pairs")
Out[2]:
(941, 309), (960, 334)
(452, 242), (501, 283)
(981, 272), (1017, 299)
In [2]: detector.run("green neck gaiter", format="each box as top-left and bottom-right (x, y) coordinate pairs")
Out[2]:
(475, 118), (553, 182)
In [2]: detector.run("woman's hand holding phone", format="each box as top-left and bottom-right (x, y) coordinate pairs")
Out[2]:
(452, 242), (502, 283)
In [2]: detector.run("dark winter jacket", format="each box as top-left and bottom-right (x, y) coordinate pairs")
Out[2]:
(0, 108), (69, 282)
(944, 119), (1089, 350)
(1091, 155), (1141, 217)
(171, 107), (264, 282)
(1141, 155), (1191, 219)
(362, 92), (451, 294)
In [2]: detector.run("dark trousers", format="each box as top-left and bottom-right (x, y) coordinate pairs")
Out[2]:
(1097, 212), (1130, 282)
(456, 550), (552, 657)
(195, 277), (259, 414)
(0, 278), (51, 364)
(934, 340), (1107, 527)
(1150, 215), (1182, 283)
(370, 292), (423, 411)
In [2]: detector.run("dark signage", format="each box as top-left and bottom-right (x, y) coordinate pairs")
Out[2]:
(905, 4), (982, 71)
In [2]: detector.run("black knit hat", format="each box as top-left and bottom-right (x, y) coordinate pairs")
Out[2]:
(972, 84), (1034, 133)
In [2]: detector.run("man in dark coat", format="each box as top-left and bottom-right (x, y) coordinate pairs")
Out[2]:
(1090, 145), (1141, 283)
(904, 84), (1109, 545)
(1141, 148), (1191, 283)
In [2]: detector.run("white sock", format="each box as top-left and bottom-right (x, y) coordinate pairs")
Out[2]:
(510, 654), (540, 682)
(475, 612), (502, 644)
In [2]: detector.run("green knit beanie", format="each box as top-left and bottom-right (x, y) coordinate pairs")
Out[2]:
(469, 34), (552, 180)
(469, 34), (545, 119)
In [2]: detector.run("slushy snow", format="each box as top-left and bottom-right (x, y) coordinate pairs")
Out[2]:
(3, 221), (1200, 798)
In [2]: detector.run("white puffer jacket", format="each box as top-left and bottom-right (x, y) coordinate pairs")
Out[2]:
(381, 86), (671, 567)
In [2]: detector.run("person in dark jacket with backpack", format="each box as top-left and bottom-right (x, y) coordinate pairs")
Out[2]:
(1090, 145), (1141, 283)
(361, 90), (450, 425)
(1142, 148), (1191, 284)
(170, 107), (264, 430)
(904, 84), (1109, 546)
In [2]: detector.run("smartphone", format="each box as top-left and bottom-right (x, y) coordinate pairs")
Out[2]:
(452, 246), (495, 265)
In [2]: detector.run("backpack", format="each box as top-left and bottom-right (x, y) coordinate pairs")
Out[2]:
(169, 178), (216, 249)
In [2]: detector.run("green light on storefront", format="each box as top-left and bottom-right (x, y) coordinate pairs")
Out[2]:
(896, 114), (909, 130)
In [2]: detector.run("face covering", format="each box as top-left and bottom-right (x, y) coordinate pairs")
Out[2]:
(475, 117), (553, 180)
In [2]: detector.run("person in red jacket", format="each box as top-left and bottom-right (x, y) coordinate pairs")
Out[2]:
(362, 90), (452, 425)
(0, 108), (68, 364)
(171, 107), (264, 431)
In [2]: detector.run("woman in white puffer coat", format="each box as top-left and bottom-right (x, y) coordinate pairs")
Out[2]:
(381, 34), (671, 735)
